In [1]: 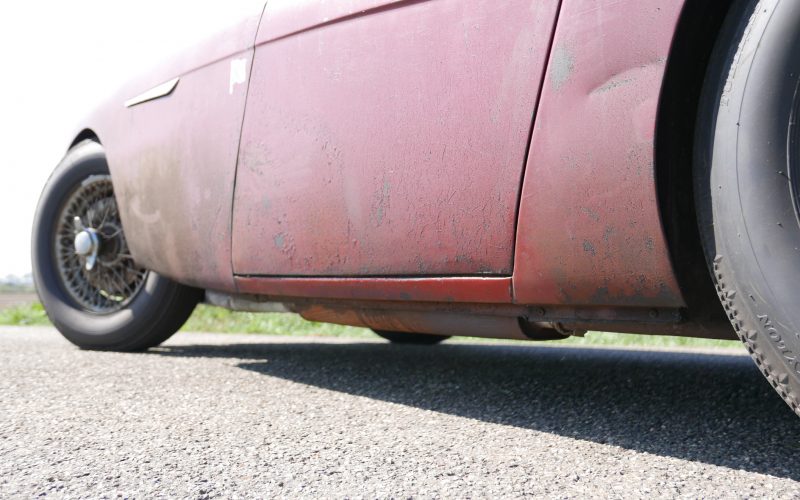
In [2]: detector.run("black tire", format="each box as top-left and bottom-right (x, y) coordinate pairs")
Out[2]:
(372, 330), (449, 345)
(695, 0), (800, 416)
(31, 140), (202, 351)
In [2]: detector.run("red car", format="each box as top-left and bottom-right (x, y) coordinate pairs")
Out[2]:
(31, 0), (800, 416)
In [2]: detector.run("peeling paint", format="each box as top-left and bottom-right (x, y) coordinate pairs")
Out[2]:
(229, 58), (248, 94)
(550, 44), (574, 91)
(582, 240), (596, 256)
(581, 206), (601, 222)
(603, 226), (615, 242)
(645, 236), (655, 252)
(371, 178), (391, 227)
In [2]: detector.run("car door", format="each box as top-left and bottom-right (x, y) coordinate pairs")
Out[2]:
(232, 0), (561, 277)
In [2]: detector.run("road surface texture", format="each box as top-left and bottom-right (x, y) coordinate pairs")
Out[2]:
(1, 327), (799, 498)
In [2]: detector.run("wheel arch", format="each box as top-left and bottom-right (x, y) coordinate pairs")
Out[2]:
(655, 0), (738, 333)
(69, 129), (101, 150)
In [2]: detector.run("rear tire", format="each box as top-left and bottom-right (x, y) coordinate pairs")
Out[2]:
(31, 140), (202, 351)
(695, 0), (800, 416)
(373, 330), (449, 345)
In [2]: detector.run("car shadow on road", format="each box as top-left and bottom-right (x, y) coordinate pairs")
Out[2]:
(151, 340), (800, 479)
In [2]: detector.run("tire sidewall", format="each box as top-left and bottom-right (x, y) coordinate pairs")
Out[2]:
(32, 141), (179, 349)
(706, 0), (800, 404)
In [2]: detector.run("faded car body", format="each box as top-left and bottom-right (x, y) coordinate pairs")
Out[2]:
(514, 0), (684, 308)
(232, 0), (561, 277)
(75, 1), (267, 292)
(69, 0), (733, 340)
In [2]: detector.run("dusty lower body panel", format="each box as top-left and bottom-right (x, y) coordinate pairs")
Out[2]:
(205, 291), (737, 341)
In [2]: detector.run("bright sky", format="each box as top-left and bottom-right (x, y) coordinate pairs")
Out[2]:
(0, 1), (260, 278)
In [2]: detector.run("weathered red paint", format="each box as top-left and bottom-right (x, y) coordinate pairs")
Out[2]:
(512, 0), (685, 307)
(296, 304), (532, 340)
(235, 276), (512, 303)
(78, 3), (266, 292)
(62, 0), (740, 339)
(110, 55), (252, 292)
(231, 0), (561, 276)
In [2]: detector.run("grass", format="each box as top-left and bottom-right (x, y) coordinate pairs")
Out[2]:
(0, 301), (742, 350)
(0, 302), (49, 326)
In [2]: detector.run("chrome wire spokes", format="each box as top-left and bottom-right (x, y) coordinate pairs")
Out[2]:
(54, 175), (147, 313)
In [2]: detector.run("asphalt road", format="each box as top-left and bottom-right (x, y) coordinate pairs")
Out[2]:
(2, 328), (800, 498)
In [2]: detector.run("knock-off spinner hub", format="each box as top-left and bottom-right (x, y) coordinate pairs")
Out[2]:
(73, 217), (100, 270)
(56, 176), (147, 313)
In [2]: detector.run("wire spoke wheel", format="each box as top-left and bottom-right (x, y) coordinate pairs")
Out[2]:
(54, 175), (147, 313)
(33, 141), (200, 350)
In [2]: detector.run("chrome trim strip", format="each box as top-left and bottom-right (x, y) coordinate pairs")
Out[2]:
(123, 77), (180, 108)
